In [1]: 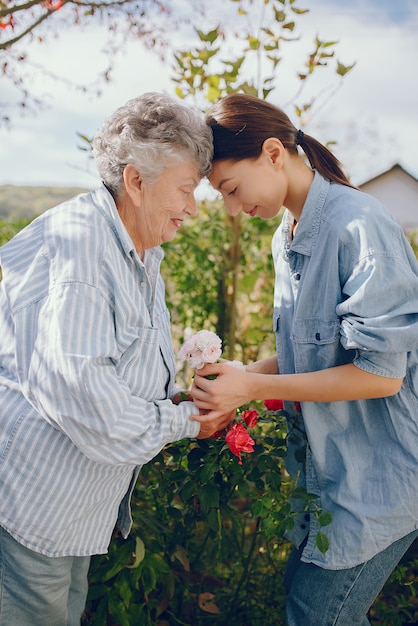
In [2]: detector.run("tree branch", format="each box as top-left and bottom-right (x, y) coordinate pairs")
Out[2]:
(0, 8), (55, 49)
(0, 0), (44, 20)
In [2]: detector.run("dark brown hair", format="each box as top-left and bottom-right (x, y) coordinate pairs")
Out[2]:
(206, 93), (354, 188)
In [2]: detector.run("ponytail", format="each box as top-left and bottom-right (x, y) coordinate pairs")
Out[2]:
(298, 132), (355, 188)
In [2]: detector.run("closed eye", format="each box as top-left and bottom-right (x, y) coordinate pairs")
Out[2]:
(228, 187), (237, 196)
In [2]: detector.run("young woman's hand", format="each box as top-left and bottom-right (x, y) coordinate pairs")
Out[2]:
(191, 362), (252, 414)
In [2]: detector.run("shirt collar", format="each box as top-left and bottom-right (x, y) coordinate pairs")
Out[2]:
(286, 170), (330, 257)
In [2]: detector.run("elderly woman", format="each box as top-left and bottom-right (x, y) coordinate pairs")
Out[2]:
(0, 92), (233, 625)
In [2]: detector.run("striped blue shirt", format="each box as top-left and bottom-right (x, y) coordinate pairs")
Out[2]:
(0, 185), (199, 557)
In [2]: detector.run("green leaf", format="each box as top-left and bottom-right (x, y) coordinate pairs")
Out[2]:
(167, 505), (183, 520)
(119, 577), (133, 607)
(336, 60), (356, 76)
(179, 480), (196, 502)
(198, 459), (217, 483)
(283, 21), (295, 31)
(173, 545), (190, 572)
(198, 47), (220, 64)
(187, 447), (204, 469)
(126, 537), (145, 569)
(322, 39), (339, 48)
(195, 27), (219, 44)
(247, 36), (260, 50)
(291, 7), (310, 14)
(207, 85), (222, 103)
(86, 583), (109, 601)
(146, 552), (171, 574)
(198, 483), (220, 508)
(101, 543), (134, 581)
(169, 469), (188, 482)
(273, 8), (285, 22)
(318, 511), (333, 527)
(207, 74), (221, 88)
(251, 500), (268, 517)
(90, 596), (108, 625)
(108, 593), (130, 625)
(316, 531), (330, 554)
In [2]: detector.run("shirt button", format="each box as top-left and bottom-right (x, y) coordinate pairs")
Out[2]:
(140, 281), (145, 288)
(315, 332), (321, 341)
(294, 273), (301, 281)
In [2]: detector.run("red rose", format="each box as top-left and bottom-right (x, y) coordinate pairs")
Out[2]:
(241, 409), (259, 428)
(225, 423), (255, 465)
(263, 399), (284, 411)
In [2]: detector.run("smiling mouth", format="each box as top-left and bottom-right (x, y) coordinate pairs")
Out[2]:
(247, 207), (257, 217)
(172, 219), (183, 228)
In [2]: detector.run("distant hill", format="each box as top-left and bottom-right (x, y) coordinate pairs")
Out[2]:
(0, 185), (89, 219)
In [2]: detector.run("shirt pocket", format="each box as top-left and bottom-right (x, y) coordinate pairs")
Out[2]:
(117, 325), (163, 399)
(292, 318), (353, 372)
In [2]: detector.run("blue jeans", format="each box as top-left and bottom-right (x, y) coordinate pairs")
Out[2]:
(284, 529), (418, 626)
(0, 526), (91, 626)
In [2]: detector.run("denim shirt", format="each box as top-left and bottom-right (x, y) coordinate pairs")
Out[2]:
(272, 171), (418, 569)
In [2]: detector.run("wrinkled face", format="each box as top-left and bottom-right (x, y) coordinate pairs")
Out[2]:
(209, 155), (286, 220)
(136, 160), (200, 250)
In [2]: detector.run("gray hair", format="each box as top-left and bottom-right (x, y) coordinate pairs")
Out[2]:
(92, 92), (213, 194)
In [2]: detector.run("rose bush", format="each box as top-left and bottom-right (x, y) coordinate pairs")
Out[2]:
(83, 399), (336, 625)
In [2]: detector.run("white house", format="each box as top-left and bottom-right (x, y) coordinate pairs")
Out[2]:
(358, 163), (418, 234)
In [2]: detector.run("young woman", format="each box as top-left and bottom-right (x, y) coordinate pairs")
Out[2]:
(191, 93), (418, 625)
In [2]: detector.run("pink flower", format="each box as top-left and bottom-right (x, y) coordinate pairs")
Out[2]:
(241, 409), (258, 428)
(225, 423), (255, 465)
(201, 344), (222, 364)
(178, 335), (197, 361)
(264, 399), (284, 411)
(178, 330), (222, 369)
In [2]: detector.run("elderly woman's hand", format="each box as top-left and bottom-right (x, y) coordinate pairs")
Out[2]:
(193, 408), (236, 439)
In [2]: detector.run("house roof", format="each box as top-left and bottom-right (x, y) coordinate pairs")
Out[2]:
(357, 162), (418, 232)
(358, 162), (418, 188)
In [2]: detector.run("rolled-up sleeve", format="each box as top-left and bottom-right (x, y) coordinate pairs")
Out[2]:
(337, 234), (418, 378)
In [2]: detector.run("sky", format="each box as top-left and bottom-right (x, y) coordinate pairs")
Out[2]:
(0, 0), (417, 193)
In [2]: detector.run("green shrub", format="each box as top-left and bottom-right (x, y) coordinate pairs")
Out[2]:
(83, 406), (309, 625)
